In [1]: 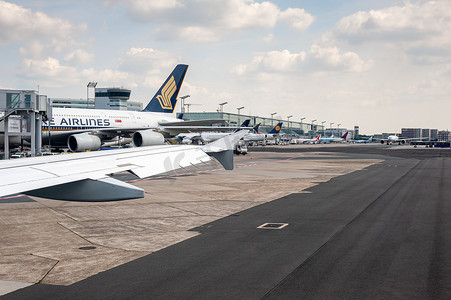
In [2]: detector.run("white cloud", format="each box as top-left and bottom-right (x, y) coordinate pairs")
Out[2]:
(120, 47), (181, 72)
(232, 46), (371, 75)
(20, 57), (78, 87)
(263, 33), (274, 43)
(310, 44), (373, 73)
(81, 68), (135, 88)
(0, 0), (86, 46)
(65, 49), (95, 65)
(333, 1), (451, 60)
(279, 7), (315, 31)
(106, 0), (314, 42)
(220, 0), (280, 30)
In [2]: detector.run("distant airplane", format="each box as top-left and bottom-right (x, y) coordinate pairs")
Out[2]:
(379, 135), (423, 145)
(353, 136), (373, 143)
(41, 64), (226, 152)
(243, 122), (283, 142)
(318, 132), (349, 143)
(199, 119), (251, 143)
(0, 131), (248, 201)
(175, 119), (251, 144)
(292, 134), (321, 144)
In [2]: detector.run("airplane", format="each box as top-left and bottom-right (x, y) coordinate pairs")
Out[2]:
(200, 119), (251, 143)
(41, 64), (227, 152)
(174, 119), (251, 145)
(379, 135), (424, 145)
(352, 136), (373, 143)
(0, 130), (248, 201)
(291, 134), (322, 144)
(243, 122), (283, 142)
(318, 132), (349, 143)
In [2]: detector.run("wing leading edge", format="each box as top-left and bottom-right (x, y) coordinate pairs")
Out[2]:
(0, 131), (247, 202)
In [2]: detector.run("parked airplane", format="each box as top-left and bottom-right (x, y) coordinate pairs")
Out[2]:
(42, 64), (225, 152)
(318, 132), (349, 143)
(243, 122), (283, 142)
(353, 136), (373, 143)
(379, 135), (423, 145)
(200, 119), (251, 143)
(0, 131), (247, 201)
(292, 134), (322, 144)
(175, 119), (250, 145)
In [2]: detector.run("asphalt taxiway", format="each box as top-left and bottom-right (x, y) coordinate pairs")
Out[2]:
(1, 144), (450, 299)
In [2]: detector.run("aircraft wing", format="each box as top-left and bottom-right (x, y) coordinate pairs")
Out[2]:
(158, 119), (226, 126)
(0, 131), (247, 202)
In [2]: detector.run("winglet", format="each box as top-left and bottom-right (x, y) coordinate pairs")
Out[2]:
(143, 64), (189, 113)
(202, 130), (248, 170)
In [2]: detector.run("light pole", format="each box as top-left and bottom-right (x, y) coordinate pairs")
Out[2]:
(321, 121), (326, 135)
(237, 106), (244, 125)
(271, 112), (277, 127)
(87, 81), (97, 109)
(300, 117), (306, 135)
(311, 119), (317, 135)
(219, 101), (228, 123)
(180, 95), (190, 114)
(287, 115), (292, 136)
(219, 101), (228, 113)
(337, 123), (341, 136)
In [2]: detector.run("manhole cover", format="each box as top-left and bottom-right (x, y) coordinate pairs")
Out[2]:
(79, 246), (97, 250)
(257, 223), (289, 230)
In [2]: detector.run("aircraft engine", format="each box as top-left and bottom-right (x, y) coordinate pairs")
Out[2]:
(182, 138), (193, 144)
(132, 130), (165, 147)
(380, 140), (385, 144)
(68, 133), (101, 152)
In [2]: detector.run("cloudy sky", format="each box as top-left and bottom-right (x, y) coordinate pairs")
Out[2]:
(1, 0), (450, 134)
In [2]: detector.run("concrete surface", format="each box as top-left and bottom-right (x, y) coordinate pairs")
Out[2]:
(0, 150), (380, 291)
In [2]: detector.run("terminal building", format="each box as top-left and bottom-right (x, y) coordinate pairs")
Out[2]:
(51, 86), (143, 111)
(178, 112), (325, 136)
(401, 128), (438, 140)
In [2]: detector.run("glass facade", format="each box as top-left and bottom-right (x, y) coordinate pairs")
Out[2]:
(178, 112), (324, 136)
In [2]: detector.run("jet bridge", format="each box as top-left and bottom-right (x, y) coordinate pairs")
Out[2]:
(0, 89), (52, 159)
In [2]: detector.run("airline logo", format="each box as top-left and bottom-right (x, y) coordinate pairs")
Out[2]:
(49, 118), (111, 127)
(156, 75), (177, 110)
(275, 125), (281, 131)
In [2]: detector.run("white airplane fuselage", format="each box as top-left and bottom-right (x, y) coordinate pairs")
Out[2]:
(46, 107), (179, 131)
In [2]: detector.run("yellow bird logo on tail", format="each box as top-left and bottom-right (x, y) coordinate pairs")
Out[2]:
(156, 76), (177, 110)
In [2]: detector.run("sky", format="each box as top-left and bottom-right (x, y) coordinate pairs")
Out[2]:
(1, 0), (451, 134)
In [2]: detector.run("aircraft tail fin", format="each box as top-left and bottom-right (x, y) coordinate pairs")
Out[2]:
(268, 122), (283, 134)
(315, 134), (321, 142)
(253, 123), (261, 134)
(342, 131), (349, 140)
(233, 119), (250, 132)
(143, 64), (188, 113)
(202, 131), (248, 170)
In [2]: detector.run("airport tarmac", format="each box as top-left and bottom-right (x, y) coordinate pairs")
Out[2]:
(1, 144), (450, 298)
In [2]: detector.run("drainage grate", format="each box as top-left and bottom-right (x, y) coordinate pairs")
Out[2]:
(79, 246), (97, 250)
(257, 223), (289, 230)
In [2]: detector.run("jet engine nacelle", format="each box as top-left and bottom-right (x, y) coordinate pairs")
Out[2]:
(182, 138), (193, 144)
(132, 130), (165, 147)
(380, 140), (385, 144)
(68, 133), (101, 152)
